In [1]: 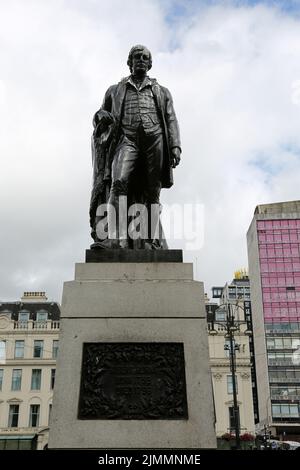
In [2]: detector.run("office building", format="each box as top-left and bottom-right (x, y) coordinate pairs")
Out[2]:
(247, 201), (300, 440)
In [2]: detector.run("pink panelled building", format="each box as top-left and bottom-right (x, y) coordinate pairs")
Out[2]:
(247, 201), (300, 441)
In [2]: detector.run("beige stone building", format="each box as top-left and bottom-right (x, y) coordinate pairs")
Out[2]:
(0, 292), (60, 450)
(206, 284), (256, 442)
(207, 317), (255, 438)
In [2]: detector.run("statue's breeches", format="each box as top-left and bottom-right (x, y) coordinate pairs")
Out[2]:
(110, 130), (163, 204)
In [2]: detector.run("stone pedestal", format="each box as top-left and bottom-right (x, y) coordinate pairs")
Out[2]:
(48, 258), (216, 449)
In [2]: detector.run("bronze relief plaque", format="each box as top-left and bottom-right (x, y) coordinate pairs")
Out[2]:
(78, 342), (188, 420)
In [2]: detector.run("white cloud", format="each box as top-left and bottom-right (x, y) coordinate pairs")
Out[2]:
(0, 1), (300, 300)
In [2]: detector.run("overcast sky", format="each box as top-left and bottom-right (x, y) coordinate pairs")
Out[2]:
(1, 0), (300, 302)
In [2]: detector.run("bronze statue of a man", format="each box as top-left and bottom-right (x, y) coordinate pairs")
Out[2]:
(90, 45), (181, 249)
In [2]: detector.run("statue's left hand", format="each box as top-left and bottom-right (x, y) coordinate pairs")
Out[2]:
(171, 147), (181, 168)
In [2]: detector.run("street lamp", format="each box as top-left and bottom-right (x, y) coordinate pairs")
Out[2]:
(262, 424), (271, 449)
(208, 301), (252, 450)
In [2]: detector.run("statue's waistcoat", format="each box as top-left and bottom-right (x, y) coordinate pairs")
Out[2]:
(122, 85), (162, 135)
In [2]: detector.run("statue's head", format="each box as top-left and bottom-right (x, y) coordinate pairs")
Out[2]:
(127, 45), (152, 74)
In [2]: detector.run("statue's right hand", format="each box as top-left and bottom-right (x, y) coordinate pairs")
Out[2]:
(98, 110), (114, 125)
(93, 110), (115, 129)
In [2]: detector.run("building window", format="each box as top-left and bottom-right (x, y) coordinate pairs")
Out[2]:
(33, 340), (43, 358)
(224, 339), (236, 357)
(227, 375), (238, 394)
(11, 369), (22, 391)
(0, 369), (3, 390)
(229, 406), (240, 432)
(266, 338), (275, 349)
(224, 339), (230, 357)
(52, 340), (59, 359)
(8, 404), (19, 427)
(36, 311), (48, 323)
(48, 404), (52, 425)
(31, 369), (42, 390)
(272, 403), (299, 417)
(292, 338), (300, 349)
(50, 369), (56, 390)
(215, 309), (226, 321)
(212, 287), (223, 298)
(268, 352), (293, 363)
(0, 340), (6, 362)
(14, 340), (25, 359)
(29, 404), (40, 427)
(18, 311), (29, 323)
(270, 386), (300, 398)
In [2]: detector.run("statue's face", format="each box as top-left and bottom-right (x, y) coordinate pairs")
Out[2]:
(131, 47), (151, 75)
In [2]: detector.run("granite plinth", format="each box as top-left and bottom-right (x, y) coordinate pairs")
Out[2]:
(86, 249), (183, 263)
(48, 261), (216, 449)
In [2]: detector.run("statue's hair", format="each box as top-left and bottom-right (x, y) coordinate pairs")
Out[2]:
(127, 45), (152, 72)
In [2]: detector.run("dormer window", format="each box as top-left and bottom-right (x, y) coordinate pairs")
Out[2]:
(18, 310), (30, 323)
(36, 310), (48, 323)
